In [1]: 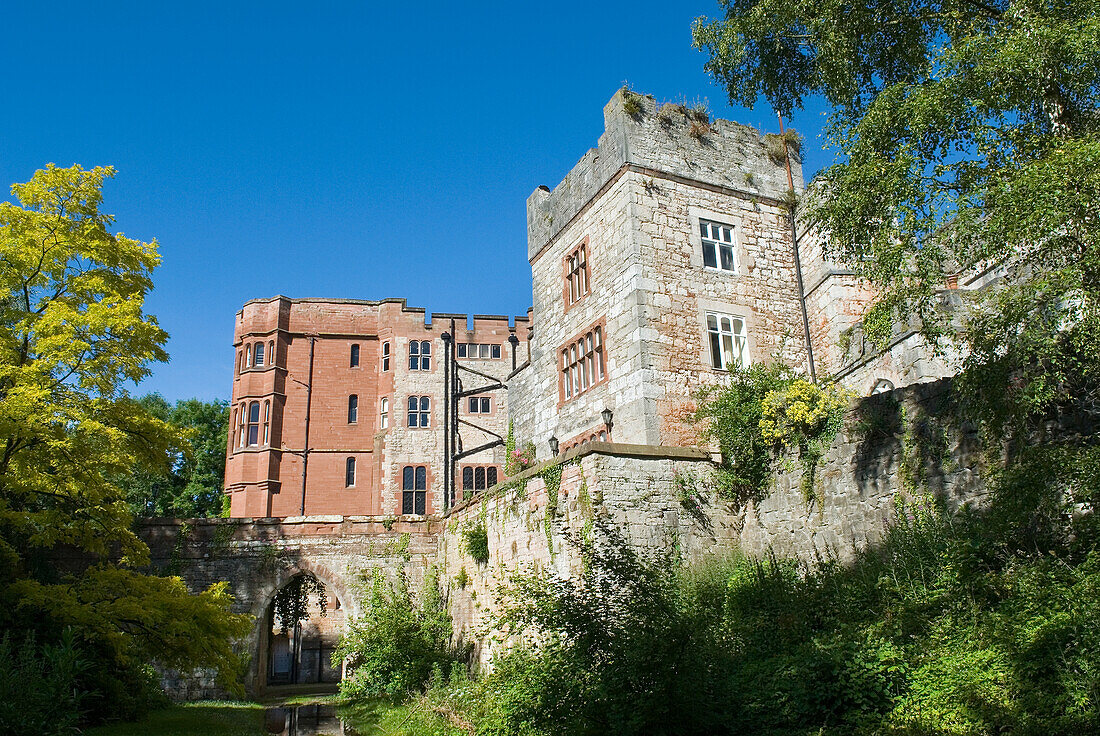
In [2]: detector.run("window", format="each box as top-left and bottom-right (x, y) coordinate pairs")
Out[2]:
(350, 344), (360, 367)
(402, 466), (426, 515)
(565, 241), (590, 305)
(561, 325), (606, 400)
(409, 340), (431, 370)
(456, 342), (502, 359)
(407, 396), (430, 427)
(700, 220), (736, 272)
(237, 404), (246, 446)
(461, 465), (498, 492)
(268, 340), (274, 365)
(706, 312), (750, 369)
(263, 401), (270, 445)
(381, 342), (391, 372)
(348, 394), (358, 423)
(245, 344), (252, 368)
(468, 396), (490, 413)
(253, 342), (265, 367)
(380, 397), (389, 429)
(345, 457), (356, 487)
(247, 401), (260, 446)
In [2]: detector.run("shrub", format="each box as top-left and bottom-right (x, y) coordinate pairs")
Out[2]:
(693, 362), (794, 506)
(464, 524), (490, 565)
(334, 568), (460, 699)
(763, 129), (802, 164)
(621, 89), (643, 118)
(0, 629), (88, 736)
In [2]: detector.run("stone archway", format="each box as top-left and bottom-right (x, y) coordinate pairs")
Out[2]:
(251, 561), (354, 695)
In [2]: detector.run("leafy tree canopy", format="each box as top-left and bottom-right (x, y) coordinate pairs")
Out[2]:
(694, 1), (1100, 430)
(0, 165), (250, 727)
(121, 394), (230, 518)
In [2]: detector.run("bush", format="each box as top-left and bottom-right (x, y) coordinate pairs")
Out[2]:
(693, 362), (793, 505)
(463, 525), (490, 565)
(334, 568), (461, 699)
(408, 450), (1100, 735)
(695, 363), (846, 505)
(0, 629), (88, 736)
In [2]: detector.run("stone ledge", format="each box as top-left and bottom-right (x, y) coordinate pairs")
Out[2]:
(444, 442), (713, 517)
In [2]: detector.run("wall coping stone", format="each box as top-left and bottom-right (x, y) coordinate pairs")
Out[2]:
(444, 442), (713, 517)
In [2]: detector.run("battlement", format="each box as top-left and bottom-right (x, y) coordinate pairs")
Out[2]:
(526, 88), (803, 260)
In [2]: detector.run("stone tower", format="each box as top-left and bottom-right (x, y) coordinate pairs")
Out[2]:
(508, 88), (812, 456)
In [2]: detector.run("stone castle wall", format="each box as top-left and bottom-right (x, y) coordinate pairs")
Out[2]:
(149, 379), (991, 695)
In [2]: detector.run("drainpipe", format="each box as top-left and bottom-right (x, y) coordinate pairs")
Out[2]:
(779, 112), (817, 383)
(300, 337), (316, 515)
(442, 326), (452, 510)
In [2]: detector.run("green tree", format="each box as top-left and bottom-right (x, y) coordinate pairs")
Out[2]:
(694, 0), (1100, 432)
(121, 394), (230, 518)
(0, 164), (250, 731)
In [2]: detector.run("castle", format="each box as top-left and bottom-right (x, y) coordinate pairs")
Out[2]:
(145, 89), (991, 696)
(224, 88), (955, 520)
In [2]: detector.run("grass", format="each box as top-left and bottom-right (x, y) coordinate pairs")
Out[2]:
(338, 698), (460, 736)
(86, 701), (265, 736)
(84, 696), (447, 736)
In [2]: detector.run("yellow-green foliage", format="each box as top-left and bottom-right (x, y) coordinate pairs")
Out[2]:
(759, 379), (847, 450)
(759, 379), (847, 503)
(0, 165), (254, 725)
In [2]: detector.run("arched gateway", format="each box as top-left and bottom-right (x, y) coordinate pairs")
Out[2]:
(136, 515), (441, 697)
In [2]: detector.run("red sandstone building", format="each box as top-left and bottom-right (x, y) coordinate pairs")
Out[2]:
(225, 296), (527, 517)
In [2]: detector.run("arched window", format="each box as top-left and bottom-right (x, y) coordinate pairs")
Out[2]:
(380, 397), (389, 429)
(230, 407), (238, 446)
(247, 401), (260, 446)
(381, 342), (391, 372)
(237, 351), (243, 374)
(871, 378), (895, 395)
(348, 395), (358, 423)
(238, 403), (247, 447)
(268, 340), (275, 366)
(345, 457), (356, 487)
(263, 401), (270, 445)
(254, 341), (265, 367)
(350, 344), (360, 368)
(245, 344), (252, 368)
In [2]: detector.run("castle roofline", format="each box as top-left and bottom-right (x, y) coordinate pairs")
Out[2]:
(526, 87), (803, 261)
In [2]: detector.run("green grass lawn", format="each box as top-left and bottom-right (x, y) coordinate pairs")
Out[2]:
(83, 696), (450, 736)
(86, 701), (266, 736)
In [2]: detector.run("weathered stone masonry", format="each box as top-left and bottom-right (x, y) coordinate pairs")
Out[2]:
(169, 89), (990, 697)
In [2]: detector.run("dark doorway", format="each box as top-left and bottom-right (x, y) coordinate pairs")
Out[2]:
(265, 574), (344, 687)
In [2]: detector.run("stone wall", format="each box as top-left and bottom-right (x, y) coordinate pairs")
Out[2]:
(136, 515), (440, 698)
(733, 379), (985, 559)
(153, 380), (990, 692)
(443, 379), (989, 668)
(437, 443), (724, 668)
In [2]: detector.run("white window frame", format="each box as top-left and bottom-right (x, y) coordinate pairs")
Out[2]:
(706, 311), (750, 370)
(380, 397), (389, 429)
(699, 219), (737, 273)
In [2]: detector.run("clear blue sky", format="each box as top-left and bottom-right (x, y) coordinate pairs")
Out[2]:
(1, 1), (831, 402)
